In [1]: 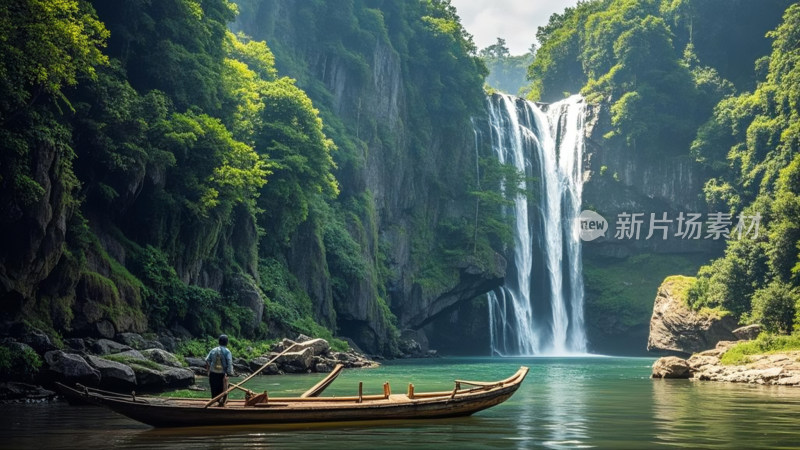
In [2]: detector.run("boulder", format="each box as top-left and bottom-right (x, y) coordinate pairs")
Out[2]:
(144, 340), (166, 350)
(3, 340), (36, 357)
(399, 337), (423, 357)
(652, 356), (691, 379)
(131, 364), (194, 390)
(190, 366), (208, 376)
(85, 355), (137, 389)
(44, 351), (101, 386)
(281, 347), (314, 373)
(647, 277), (738, 355)
(158, 335), (178, 353)
(263, 363), (281, 375)
(249, 357), (270, 373)
(141, 348), (182, 368)
(114, 349), (146, 360)
(775, 375), (800, 386)
(293, 338), (331, 357)
(65, 338), (87, 352)
(295, 334), (312, 343)
(233, 359), (249, 375)
(732, 324), (762, 341)
(0, 382), (56, 401)
(91, 339), (132, 355)
(315, 362), (333, 373)
(271, 338), (297, 352)
(161, 367), (195, 388)
(333, 352), (354, 362)
(185, 357), (206, 369)
(117, 333), (146, 349)
(19, 328), (57, 354)
(687, 354), (720, 371)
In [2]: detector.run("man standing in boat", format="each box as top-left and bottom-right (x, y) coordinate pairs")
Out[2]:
(205, 334), (235, 406)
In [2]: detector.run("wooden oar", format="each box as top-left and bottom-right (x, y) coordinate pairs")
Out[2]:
(300, 364), (344, 398)
(204, 342), (298, 408)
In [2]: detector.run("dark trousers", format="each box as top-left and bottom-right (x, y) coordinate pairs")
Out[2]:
(209, 372), (228, 405)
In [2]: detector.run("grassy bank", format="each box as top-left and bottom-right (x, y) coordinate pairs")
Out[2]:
(720, 334), (800, 365)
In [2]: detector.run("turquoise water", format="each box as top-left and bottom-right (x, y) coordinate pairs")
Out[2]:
(5, 357), (800, 449)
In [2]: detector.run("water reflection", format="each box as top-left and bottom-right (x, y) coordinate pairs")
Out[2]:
(6, 358), (800, 449)
(651, 378), (800, 449)
(528, 360), (589, 449)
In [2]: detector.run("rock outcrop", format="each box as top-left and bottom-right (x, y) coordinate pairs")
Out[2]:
(651, 356), (691, 378)
(84, 355), (137, 389)
(131, 365), (195, 390)
(732, 324), (762, 341)
(652, 341), (800, 386)
(647, 277), (738, 355)
(246, 337), (378, 375)
(0, 382), (56, 402)
(43, 351), (101, 386)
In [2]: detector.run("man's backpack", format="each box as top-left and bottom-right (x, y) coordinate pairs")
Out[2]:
(212, 348), (224, 373)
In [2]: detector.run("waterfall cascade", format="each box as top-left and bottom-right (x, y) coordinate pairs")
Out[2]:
(485, 94), (587, 356)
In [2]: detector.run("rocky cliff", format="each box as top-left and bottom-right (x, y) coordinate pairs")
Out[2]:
(580, 102), (722, 354)
(647, 276), (738, 355)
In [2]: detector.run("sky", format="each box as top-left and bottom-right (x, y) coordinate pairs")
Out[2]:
(450, 0), (582, 55)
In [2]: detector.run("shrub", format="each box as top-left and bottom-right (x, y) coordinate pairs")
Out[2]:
(0, 344), (43, 380)
(750, 281), (797, 334)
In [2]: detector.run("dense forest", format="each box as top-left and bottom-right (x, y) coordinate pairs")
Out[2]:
(0, 0), (509, 356)
(1, 0), (799, 361)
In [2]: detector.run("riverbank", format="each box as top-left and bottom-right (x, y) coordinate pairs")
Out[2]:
(652, 339), (800, 386)
(0, 331), (379, 402)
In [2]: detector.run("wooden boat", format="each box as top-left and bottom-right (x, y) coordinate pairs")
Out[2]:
(56, 366), (528, 428)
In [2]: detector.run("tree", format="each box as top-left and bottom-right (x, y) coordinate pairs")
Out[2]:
(479, 38), (510, 59)
(0, 0), (108, 205)
(750, 281), (797, 334)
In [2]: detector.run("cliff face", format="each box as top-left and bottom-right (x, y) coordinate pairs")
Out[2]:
(580, 103), (721, 354)
(647, 277), (737, 355)
(233, 1), (502, 353)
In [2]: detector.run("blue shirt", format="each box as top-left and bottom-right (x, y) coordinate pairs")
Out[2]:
(205, 346), (233, 375)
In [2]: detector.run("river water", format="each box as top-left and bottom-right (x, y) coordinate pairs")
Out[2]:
(5, 357), (800, 449)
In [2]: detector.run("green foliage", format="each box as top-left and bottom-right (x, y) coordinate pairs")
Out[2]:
(92, 0), (236, 112)
(257, 256), (346, 344)
(685, 4), (800, 330)
(0, 344), (43, 380)
(749, 281), (797, 333)
(255, 77), (339, 249)
(127, 244), (251, 337)
(687, 238), (770, 317)
(527, 0), (783, 158)
(720, 333), (800, 365)
(584, 253), (708, 331)
(176, 336), (276, 361)
(663, 275), (694, 306)
(479, 38), (534, 95)
(0, 0), (107, 232)
(0, 0), (108, 111)
(527, 1), (602, 102)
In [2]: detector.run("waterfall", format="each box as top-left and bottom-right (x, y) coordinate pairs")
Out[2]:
(485, 93), (587, 356)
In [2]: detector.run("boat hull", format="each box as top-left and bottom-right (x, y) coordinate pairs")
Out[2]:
(57, 366), (528, 428)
